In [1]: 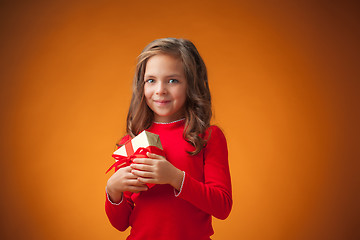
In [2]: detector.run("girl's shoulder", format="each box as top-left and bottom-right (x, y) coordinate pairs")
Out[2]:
(205, 125), (227, 143)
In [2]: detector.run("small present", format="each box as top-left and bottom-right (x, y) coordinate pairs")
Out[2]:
(106, 131), (165, 188)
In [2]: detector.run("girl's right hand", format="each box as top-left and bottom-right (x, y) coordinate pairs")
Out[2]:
(106, 166), (148, 203)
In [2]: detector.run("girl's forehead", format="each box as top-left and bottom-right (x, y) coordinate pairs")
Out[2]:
(148, 52), (181, 62)
(145, 54), (185, 75)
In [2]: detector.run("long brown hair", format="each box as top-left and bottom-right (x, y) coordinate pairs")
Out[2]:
(126, 38), (212, 155)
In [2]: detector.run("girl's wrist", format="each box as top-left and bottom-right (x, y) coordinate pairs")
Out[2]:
(171, 168), (184, 191)
(106, 186), (123, 204)
(106, 179), (124, 202)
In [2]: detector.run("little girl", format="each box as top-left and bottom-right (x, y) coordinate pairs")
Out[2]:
(105, 38), (232, 240)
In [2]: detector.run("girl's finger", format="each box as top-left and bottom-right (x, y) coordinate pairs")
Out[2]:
(126, 179), (147, 186)
(127, 185), (148, 192)
(130, 163), (153, 171)
(137, 177), (156, 184)
(125, 172), (141, 179)
(131, 169), (154, 178)
(147, 152), (165, 160)
(132, 158), (153, 164)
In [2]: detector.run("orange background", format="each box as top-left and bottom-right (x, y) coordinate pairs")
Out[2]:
(0, 1), (359, 239)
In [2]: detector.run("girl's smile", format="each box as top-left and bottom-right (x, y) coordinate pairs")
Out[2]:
(154, 99), (171, 105)
(144, 54), (187, 123)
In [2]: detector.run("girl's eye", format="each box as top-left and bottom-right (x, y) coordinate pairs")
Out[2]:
(146, 79), (155, 83)
(169, 79), (179, 83)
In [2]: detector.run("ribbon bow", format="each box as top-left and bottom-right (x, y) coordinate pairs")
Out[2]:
(106, 144), (165, 174)
(105, 147), (149, 173)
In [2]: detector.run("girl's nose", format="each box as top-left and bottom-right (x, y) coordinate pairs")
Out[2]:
(155, 81), (167, 95)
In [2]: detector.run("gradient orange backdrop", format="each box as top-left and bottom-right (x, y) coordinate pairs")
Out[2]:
(0, 1), (359, 239)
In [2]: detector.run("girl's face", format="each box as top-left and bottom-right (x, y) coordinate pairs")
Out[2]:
(144, 54), (187, 123)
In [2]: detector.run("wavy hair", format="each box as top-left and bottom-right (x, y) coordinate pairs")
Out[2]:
(126, 38), (212, 155)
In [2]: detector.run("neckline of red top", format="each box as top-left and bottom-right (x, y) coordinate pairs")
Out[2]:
(151, 118), (185, 128)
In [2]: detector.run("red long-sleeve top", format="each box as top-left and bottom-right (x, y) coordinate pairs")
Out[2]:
(105, 119), (232, 240)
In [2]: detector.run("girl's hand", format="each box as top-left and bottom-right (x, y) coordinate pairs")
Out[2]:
(130, 152), (184, 191)
(106, 166), (148, 203)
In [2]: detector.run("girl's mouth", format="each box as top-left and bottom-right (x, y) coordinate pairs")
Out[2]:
(154, 100), (171, 105)
(154, 100), (170, 103)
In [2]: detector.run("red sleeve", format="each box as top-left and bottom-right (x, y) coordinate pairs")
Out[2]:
(105, 134), (134, 231)
(176, 126), (232, 220)
(105, 191), (134, 231)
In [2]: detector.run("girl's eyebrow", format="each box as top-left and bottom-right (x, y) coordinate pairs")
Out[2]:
(167, 74), (182, 78)
(144, 74), (156, 79)
(144, 74), (182, 78)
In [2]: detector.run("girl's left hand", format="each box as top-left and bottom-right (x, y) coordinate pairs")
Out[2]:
(130, 152), (183, 191)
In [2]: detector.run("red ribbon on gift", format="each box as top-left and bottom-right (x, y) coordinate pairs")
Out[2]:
(105, 141), (165, 174)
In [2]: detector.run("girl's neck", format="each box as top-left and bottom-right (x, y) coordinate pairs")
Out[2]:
(153, 109), (186, 124)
